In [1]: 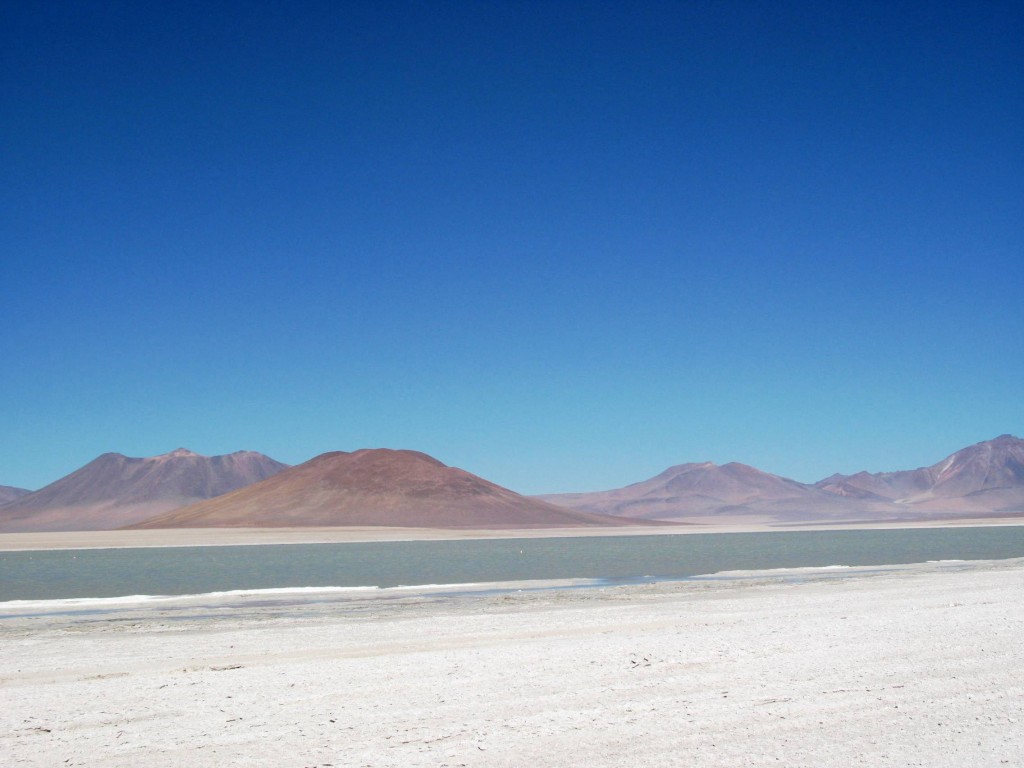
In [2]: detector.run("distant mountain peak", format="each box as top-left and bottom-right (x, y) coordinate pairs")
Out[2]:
(812, 434), (1024, 513)
(0, 449), (289, 532)
(538, 457), (830, 521)
(159, 448), (202, 459)
(963, 434), (1021, 450)
(929, 434), (1024, 493)
(348, 447), (447, 467)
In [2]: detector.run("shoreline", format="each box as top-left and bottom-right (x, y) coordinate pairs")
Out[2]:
(0, 558), (1000, 619)
(2, 515), (1023, 551)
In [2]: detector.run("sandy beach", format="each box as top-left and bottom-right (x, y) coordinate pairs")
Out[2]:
(3, 559), (1022, 766)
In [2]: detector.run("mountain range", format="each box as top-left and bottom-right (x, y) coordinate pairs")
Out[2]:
(1, 435), (1022, 532)
(537, 461), (878, 522)
(132, 448), (630, 529)
(813, 434), (1024, 516)
(538, 435), (1024, 523)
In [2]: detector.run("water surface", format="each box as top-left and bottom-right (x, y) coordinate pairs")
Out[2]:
(3, 526), (1024, 602)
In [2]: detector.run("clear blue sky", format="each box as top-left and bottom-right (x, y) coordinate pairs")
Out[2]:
(2, 1), (1021, 493)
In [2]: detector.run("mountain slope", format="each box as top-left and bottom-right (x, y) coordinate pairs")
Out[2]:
(0, 449), (288, 532)
(0, 485), (31, 506)
(133, 448), (635, 529)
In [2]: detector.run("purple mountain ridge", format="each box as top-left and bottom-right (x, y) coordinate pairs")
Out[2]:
(537, 461), (880, 522)
(0, 449), (288, 532)
(538, 435), (1024, 523)
(814, 434), (1024, 516)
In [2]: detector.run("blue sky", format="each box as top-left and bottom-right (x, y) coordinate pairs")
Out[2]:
(2, 1), (1021, 493)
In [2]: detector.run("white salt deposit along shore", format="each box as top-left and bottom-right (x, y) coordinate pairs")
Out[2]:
(2, 560), (1023, 767)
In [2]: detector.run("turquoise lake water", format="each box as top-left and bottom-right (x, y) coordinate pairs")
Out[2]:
(2, 526), (1024, 602)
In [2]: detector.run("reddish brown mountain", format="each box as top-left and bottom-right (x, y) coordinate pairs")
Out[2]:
(815, 434), (1024, 515)
(0, 449), (288, 532)
(537, 461), (874, 522)
(0, 485), (31, 506)
(133, 449), (634, 529)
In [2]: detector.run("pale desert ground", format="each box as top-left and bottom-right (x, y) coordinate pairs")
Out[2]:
(3, 515), (1023, 551)
(2, 559), (1023, 767)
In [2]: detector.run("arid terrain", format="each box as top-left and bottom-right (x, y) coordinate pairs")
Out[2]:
(3, 559), (1021, 767)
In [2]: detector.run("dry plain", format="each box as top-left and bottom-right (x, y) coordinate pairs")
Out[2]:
(2, 558), (1023, 767)
(3, 516), (1023, 551)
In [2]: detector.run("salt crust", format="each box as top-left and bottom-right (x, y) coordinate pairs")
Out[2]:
(2, 559), (1023, 767)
